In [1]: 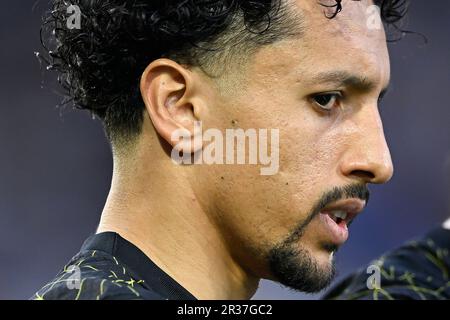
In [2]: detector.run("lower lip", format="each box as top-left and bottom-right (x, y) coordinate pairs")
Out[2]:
(318, 212), (349, 245)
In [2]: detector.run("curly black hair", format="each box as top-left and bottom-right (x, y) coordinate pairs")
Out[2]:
(39, 0), (408, 145)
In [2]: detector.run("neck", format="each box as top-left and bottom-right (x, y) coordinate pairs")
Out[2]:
(97, 141), (259, 300)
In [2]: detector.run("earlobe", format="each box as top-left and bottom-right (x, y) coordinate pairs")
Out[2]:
(139, 59), (201, 154)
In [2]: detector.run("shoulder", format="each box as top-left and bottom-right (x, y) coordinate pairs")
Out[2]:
(324, 227), (450, 300)
(31, 250), (164, 300)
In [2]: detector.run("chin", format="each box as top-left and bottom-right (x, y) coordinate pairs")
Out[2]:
(268, 241), (337, 293)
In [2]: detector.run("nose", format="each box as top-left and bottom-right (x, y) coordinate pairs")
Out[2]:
(339, 106), (394, 184)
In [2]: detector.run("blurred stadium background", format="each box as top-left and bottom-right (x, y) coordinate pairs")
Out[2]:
(0, 1), (449, 299)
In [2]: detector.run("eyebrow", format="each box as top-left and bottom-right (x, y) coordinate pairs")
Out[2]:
(307, 70), (390, 96)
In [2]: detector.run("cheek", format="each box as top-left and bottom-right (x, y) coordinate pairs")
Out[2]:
(197, 87), (346, 248)
(280, 118), (342, 190)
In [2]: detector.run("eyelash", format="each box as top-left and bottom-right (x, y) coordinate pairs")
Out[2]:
(378, 92), (387, 104)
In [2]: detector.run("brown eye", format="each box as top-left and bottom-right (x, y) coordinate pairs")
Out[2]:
(312, 92), (341, 111)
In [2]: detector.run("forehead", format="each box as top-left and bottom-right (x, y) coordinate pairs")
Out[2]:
(248, 0), (390, 87)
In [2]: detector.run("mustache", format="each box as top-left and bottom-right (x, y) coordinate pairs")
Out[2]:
(286, 183), (370, 244)
(314, 184), (370, 217)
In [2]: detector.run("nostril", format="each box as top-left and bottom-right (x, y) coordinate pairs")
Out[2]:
(350, 170), (375, 181)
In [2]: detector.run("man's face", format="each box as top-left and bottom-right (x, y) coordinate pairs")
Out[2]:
(190, 0), (393, 292)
